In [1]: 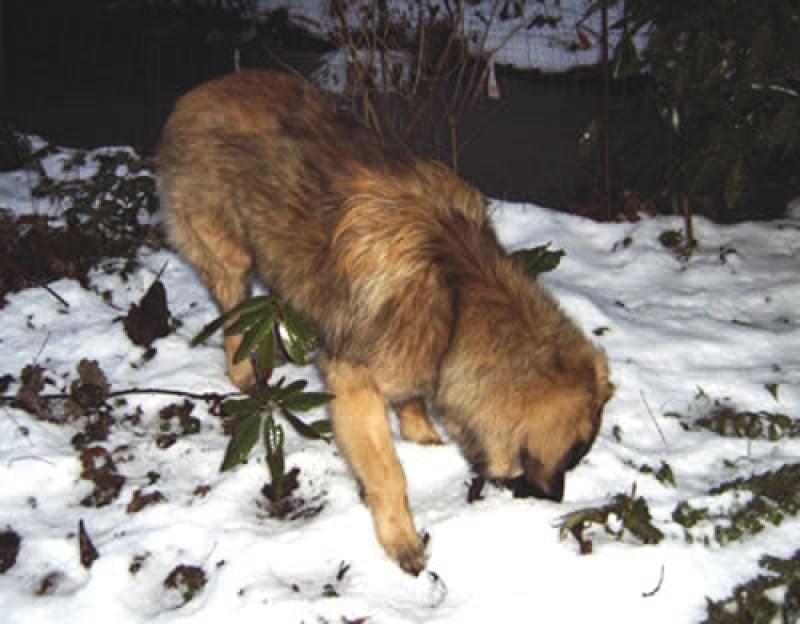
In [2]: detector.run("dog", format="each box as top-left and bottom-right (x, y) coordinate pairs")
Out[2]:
(157, 70), (613, 575)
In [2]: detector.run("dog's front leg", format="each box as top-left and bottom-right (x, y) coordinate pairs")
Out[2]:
(322, 358), (427, 576)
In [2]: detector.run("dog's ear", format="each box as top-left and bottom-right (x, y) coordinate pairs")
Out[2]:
(594, 349), (615, 405)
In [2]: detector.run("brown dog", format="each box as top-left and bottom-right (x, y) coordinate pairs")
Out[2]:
(157, 70), (613, 575)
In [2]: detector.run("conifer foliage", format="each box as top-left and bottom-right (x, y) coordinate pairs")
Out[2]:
(612, 0), (800, 212)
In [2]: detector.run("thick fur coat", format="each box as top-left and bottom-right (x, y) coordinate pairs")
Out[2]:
(157, 70), (613, 575)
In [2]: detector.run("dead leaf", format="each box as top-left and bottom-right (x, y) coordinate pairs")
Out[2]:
(0, 529), (21, 573)
(123, 279), (171, 348)
(78, 520), (99, 569)
(79, 446), (125, 507)
(164, 564), (207, 604)
(127, 489), (166, 513)
(70, 359), (110, 408)
(14, 364), (53, 421)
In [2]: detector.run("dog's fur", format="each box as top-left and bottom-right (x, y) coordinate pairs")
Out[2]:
(157, 70), (613, 575)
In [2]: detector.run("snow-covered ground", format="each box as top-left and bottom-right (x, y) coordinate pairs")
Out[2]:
(0, 144), (798, 623)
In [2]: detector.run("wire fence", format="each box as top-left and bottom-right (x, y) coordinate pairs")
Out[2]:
(268, 0), (620, 74)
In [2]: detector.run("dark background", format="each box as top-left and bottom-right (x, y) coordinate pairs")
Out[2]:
(7, 1), (787, 220)
(1, 0), (625, 212)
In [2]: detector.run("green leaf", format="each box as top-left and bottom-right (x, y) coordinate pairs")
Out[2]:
(765, 383), (780, 401)
(233, 310), (276, 364)
(243, 378), (302, 406)
(724, 158), (747, 209)
(511, 244), (565, 278)
(191, 296), (275, 346)
(255, 324), (277, 376)
(612, 34), (640, 80)
(220, 411), (262, 471)
(280, 408), (330, 440)
(224, 308), (268, 337)
(192, 314), (231, 347)
(279, 304), (318, 365)
(654, 462), (676, 487)
(558, 492), (664, 547)
(624, 497), (665, 544)
(227, 295), (276, 318)
(264, 416), (286, 495)
(273, 379), (308, 402)
(221, 397), (261, 418)
(674, 66), (690, 100)
(558, 507), (608, 541)
(311, 419), (333, 436)
(767, 103), (796, 150)
(281, 391), (335, 413)
(748, 23), (773, 79)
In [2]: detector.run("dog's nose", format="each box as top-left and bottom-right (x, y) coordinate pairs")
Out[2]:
(504, 472), (564, 501)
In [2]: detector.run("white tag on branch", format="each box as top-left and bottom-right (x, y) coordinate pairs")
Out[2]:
(487, 57), (500, 100)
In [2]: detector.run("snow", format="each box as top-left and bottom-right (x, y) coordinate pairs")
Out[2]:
(1, 141), (798, 624)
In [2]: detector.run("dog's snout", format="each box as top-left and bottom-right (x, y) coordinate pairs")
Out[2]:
(502, 472), (564, 501)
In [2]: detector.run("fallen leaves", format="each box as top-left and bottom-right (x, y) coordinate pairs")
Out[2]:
(0, 529), (21, 574)
(164, 564), (207, 605)
(122, 278), (172, 350)
(79, 446), (126, 508)
(78, 520), (99, 569)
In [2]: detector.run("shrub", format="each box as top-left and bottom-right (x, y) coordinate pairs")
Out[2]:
(611, 0), (800, 215)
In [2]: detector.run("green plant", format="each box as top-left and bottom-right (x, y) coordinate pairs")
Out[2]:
(696, 408), (799, 441)
(510, 243), (565, 277)
(703, 549), (800, 624)
(608, 0), (800, 216)
(193, 295), (333, 511)
(624, 460), (676, 487)
(193, 295), (319, 377)
(1, 147), (160, 304)
(220, 378), (332, 471)
(667, 400), (800, 441)
(658, 228), (694, 262)
(559, 487), (664, 554)
(673, 464), (800, 545)
(32, 148), (158, 248)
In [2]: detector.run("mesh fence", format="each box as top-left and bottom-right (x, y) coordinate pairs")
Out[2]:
(267, 0), (621, 74)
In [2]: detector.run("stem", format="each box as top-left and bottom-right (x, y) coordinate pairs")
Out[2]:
(449, 115), (459, 172)
(601, 0), (612, 214)
(682, 195), (696, 248)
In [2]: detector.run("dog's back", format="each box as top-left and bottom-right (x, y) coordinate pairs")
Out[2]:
(157, 70), (484, 393)
(158, 70), (401, 301)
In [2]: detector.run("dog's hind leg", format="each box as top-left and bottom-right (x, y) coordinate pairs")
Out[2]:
(396, 398), (442, 445)
(322, 358), (427, 575)
(168, 205), (256, 390)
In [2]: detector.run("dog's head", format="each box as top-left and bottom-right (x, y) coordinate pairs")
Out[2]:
(500, 353), (613, 501)
(436, 324), (613, 502)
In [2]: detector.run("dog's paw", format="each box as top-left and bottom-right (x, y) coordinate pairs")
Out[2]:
(401, 426), (443, 446)
(382, 528), (429, 576)
(390, 535), (428, 577)
(397, 401), (443, 445)
(375, 513), (429, 576)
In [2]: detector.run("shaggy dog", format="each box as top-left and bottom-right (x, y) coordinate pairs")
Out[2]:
(157, 70), (613, 575)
